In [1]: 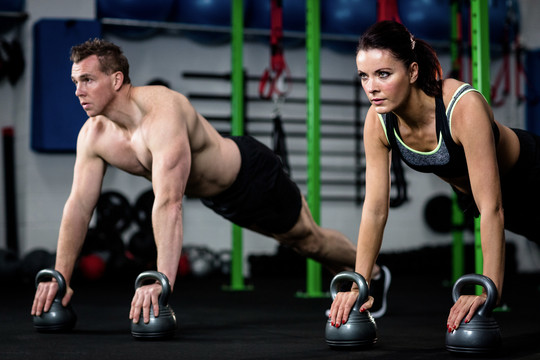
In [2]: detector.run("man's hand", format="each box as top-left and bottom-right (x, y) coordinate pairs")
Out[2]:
(129, 283), (162, 324)
(31, 280), (74, 316)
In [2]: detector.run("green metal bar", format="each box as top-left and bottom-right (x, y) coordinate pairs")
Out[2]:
(450, 0), (465, 284)
(306, 0), (321, 232)
(300, 0), (324, 298)
(228, 0), (246, 291)
(470, 0), (491, 294)
(451, 192), (465, 283)
(231, 0), (244, 137)
(471, 0), (491, 99)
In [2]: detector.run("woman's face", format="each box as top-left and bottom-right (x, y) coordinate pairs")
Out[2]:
(356, 48), (416, 114)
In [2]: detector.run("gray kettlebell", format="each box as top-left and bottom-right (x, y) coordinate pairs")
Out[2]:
(33, 269), (77, 332)
(446, 274), (502, 354)
(131, 271), (177, 339)
(325, 271), (377, 348)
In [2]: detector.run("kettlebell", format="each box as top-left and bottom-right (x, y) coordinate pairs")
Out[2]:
(325, 271), (377, 348)
(446, 274), (502, 354)
(131, 271), (177, 339)
(32, 269), (77, 332)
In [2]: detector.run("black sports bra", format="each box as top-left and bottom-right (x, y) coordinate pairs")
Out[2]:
(379, 84), (499, 178)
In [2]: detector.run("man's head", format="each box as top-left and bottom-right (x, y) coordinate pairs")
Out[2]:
(71, 39), (132, 117)
(70, 38), (131, 85)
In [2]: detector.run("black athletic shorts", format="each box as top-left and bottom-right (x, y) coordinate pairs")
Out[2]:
(455, 128), (540, 243)
(201, 136), (302, 234)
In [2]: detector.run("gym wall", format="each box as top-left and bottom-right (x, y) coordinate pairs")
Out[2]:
(0, 0), (537, 275)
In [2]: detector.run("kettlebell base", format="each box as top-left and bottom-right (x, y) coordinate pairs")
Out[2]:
(326, 338), (377, 349)
(131, 329), (176, 340)
(446, 344), (500, 355)
(33, 321), (76, 333)
(33, 312), (77, 333)
(130, 307), (177, 340)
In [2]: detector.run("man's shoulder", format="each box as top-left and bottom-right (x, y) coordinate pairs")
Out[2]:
(82, 115), (110, 130)
(135, 85), (185, 102)
(78, 116), (115, 146)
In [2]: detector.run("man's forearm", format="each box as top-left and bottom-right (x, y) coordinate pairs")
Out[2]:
(55, 201), (92, 285)
(153, 200), (184, 290)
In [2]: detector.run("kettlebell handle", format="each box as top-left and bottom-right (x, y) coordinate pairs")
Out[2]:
(330, 271), (369, 313)
(134, 271), (171, 307)
(452, 274), (498, 318)
(35, 269), (67, 300)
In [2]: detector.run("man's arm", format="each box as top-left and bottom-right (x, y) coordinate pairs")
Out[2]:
(32, 121), (107, 315)
(129, 111), (192, 324)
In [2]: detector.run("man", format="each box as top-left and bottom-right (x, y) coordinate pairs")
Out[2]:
(31, 39), (390, 325)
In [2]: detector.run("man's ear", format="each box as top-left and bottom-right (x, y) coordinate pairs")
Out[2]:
(113, 71), (124, 90)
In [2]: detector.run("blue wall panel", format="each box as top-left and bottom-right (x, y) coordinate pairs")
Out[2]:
(32, 19), (101, 152)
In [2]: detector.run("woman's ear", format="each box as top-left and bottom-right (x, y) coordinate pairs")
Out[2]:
(409, 62), (419, 84)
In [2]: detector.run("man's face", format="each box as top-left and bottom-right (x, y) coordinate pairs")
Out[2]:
(71, 55), (117, 117)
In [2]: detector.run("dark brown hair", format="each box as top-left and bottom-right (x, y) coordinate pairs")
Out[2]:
(70, 38), (131, 84)
(357, 21), (442, 97)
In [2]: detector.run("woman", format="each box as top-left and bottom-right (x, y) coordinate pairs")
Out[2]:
(329, 20), (540, 332)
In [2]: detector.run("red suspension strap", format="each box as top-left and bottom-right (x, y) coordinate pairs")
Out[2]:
(259, 0), (291, 99)
(491, 3), (529, 106)
(377, 0), (402, 22)
(514, 37), (528, 104)
(491, 35), (511, 107)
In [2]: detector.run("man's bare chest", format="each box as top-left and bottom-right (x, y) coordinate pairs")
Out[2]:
(102, 131), (153, 178)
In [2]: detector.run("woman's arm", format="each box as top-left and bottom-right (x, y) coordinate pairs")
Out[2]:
(355, 108), (392, 283)
(446, 89), (505, 330)
(329, 107), (391, 326)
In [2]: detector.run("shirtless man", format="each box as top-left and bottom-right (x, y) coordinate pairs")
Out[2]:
(31, 39), (387, 325)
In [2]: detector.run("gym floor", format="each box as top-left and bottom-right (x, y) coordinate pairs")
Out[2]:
(2, 266), (540, 360)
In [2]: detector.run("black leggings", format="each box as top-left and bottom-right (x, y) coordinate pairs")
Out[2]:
(500, 129), (540, 242)
(456, 128), (540, 243)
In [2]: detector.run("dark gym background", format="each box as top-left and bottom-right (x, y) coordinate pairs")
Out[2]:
(2, 0), (540, 359)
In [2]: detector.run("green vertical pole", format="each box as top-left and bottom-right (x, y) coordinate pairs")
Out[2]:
(450, 1), (458, 68)
(299, 0), (324, 298)
(470, 0), (491, 294)
(227, 0), (248, 291)
(450, 1), (465, 284)
(451, 193), (465, 283)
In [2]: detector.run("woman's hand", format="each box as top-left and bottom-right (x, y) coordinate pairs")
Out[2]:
(447, 294), (487, 332)
(328, 289), (373, 327)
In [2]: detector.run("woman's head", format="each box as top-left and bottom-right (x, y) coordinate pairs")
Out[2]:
(357, 21), (442, 97)
(70, 38), (131, 85)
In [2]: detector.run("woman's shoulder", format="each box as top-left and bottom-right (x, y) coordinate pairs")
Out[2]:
(441, 79), (486, 109)
(441, 78), (467, 103)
